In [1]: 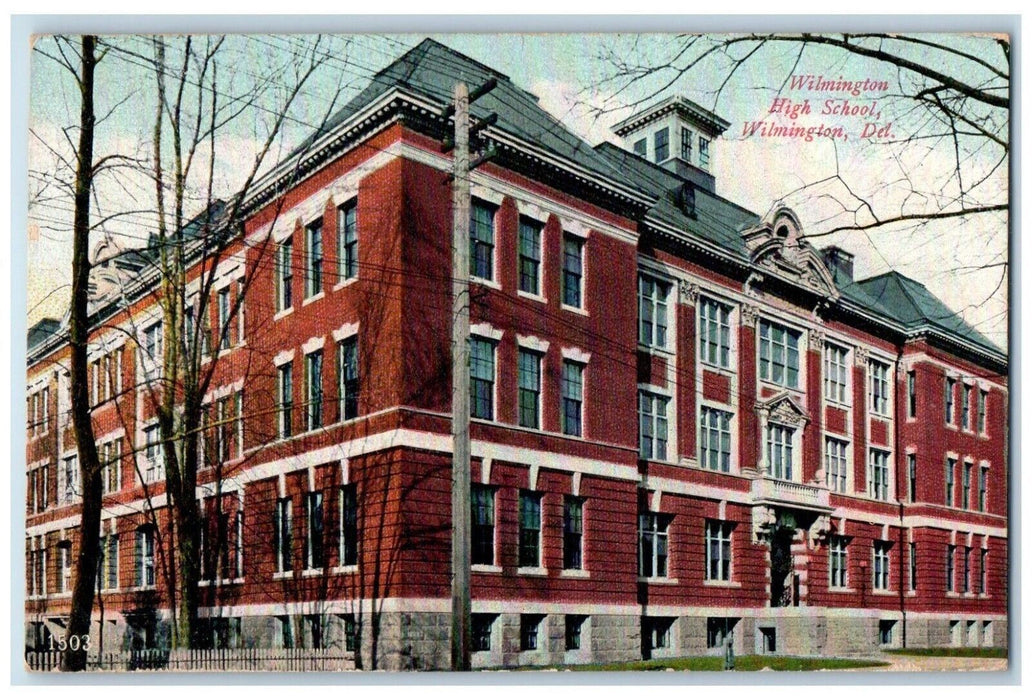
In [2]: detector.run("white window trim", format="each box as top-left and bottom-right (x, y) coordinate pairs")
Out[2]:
(561, 346), (591, 364)
(697, 296), (737, 372)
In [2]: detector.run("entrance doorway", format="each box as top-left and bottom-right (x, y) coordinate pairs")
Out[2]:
(769, 526), (795, 607)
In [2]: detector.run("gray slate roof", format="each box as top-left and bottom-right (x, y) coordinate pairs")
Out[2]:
(28, 38), (1004, 365)
(291, 38), (633, 190)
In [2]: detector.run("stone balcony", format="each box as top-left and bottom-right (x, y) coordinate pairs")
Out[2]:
(751, 475), (832, 512)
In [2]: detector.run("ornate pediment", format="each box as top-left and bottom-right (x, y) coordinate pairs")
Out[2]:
(756, 392), (810, 428)
(741, 207), (840, 302)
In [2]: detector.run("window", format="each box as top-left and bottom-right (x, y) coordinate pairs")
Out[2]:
(563, 496), (584, 570)
(978, 467), (988, 512)
(699, 137), (710, 168)
(142, 322), (163, 378)
(908, 454), (917, 502)
(91, 359), (100, 405)
(276, 239), (293, 312)
(41, 387), (50, 431)
(638, 391), (669, 461)
(906, 370), (916, 418)
(339, 484), (358, 567)
(338, 200), (358, 281)
(638, 274), (669, 348)
(963, 545), (971, 593)
(274, 497), (293, 573)
(517, 217), (542, 296)
(680, 127), (693, 161)
(869, 360), (890, 416)
(235, 390), (244, 456)
(978, 389), (987, 434)
(520, 614), (544, 651)
(946, 544), (956, 593)
(276, 616), (294, 649)
(644, 617), (673, 651)
(980, 548), (988, 594)
(766, 424), (794, 481)
(961, 386), (971, 429)
(135, 527), (155, 588)
(58, 541), (72, 593)
(869, 449), (890, 501)
(560, 360), (584, 437)
(878, 620), (896, 646)
(102, 438), (122, 494)
(873, 541), (891, 591)
(945, 377), (955, 424)
(218, 287), (231, 350)
(699, 298), (732, 368)
(470, 200), (496, 281)
(61, 454), (80, 503)
(565, 615), (586, 651)
(705, 520), (732, 582)
(829, 535), (848, 588)
(306, 350), (323, 431)
(699, 407), (732, 473)
(962, 464), (972, 509)
(632, 138), (647, 157)
(909, 541), (917, 591)
(278, 362), (293, 439)
(305, 491), (324, 570)
(470, 337), (495, 420)
(654, 127), (669, 162)
(825, 438), (848, 493)
(518, 491), (542, 568)
(471, 485), (495, 566)
(758, 320), (800, 388)
(234, 510), (244, 579)
(562, 234), (584, 309)
(303, 615), (324, 649)
(143, 424), (164, 484)
(945, 457), (956, 506)
(338, 336), (359, 421)
(825, 344), (849, 404)
(305, 220), (323, 298)
(517, 348), (542, 429)
(707, 618), (737, 650)
(471, 614), (494, 652)
(341, 614), (357, 652)
(638, 512), (670, 578)
(100, 534), (119, 590)
(215, 396), (231, 463)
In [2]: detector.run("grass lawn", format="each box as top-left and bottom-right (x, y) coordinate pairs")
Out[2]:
(528, 655), (888, 672)
(884, 647), (1008, 659)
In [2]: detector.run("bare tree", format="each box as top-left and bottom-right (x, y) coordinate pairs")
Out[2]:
(128, 34), (342, 648)
(593, 33), (1008, 319)
(59, 34), (102, 673)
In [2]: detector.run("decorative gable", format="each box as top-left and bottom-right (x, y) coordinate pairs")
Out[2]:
(742, 207), (840, 301)
(756, 391), (810, 428)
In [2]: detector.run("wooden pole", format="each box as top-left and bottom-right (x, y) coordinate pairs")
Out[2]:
(450, 81), (472, 672)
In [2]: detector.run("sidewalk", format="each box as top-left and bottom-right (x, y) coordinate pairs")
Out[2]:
(862, 654), (1007, 673)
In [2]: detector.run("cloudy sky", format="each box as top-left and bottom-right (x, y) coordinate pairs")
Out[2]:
(26, 32), (1008, 349)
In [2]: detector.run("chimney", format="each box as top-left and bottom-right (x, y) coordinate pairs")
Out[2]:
(821, 246), (854, 283)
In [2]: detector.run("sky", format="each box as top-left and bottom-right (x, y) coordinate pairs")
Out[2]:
(26, 32), (1009, 350)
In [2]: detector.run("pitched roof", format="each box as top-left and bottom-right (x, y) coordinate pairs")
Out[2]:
(593, 142), (757, 256)
(291, 38), (629, 186)
(853, 271), (1003, 354)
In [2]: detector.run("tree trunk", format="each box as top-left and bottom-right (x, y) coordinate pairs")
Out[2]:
(61, 34), (101, 673)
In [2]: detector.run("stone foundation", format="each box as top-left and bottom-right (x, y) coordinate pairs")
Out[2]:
(26, 608), (1007, 668)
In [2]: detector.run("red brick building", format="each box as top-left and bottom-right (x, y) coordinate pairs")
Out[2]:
(25, 39), (1008, 669)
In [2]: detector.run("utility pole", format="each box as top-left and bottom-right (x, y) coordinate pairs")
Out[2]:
(445, 78), (496, 672)
(450, 81), (472, 673)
